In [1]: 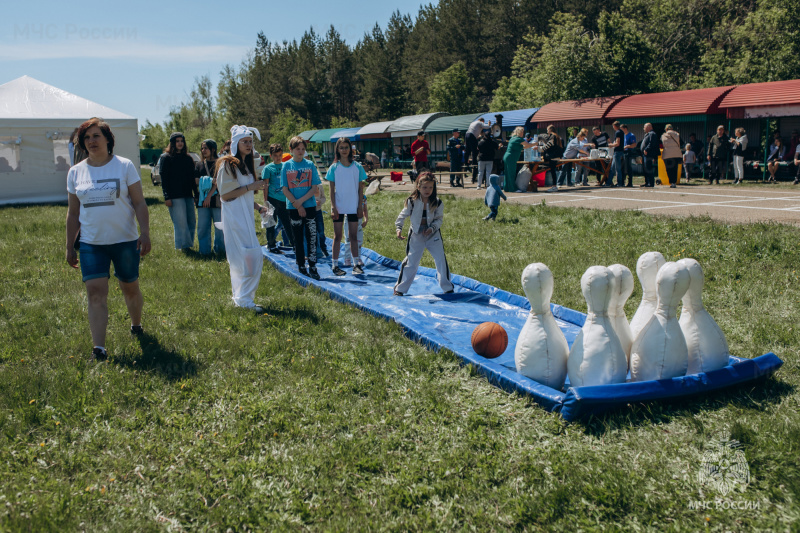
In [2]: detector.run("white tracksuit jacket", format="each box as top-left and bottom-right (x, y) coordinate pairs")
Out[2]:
(394, 197), (454, 294)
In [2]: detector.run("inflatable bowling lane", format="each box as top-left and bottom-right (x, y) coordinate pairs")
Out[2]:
(263, 241), (784, 421)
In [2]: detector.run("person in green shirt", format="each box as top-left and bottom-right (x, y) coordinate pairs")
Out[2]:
(502, 127), (537, 192)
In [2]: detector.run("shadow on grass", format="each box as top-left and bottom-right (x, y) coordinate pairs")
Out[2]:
(182, 249), (227, 262)
(144, 197), (164, 207)
(579, 376), (796, 435)
(258, 305), (322, 324)
(114, 332), (199, 380)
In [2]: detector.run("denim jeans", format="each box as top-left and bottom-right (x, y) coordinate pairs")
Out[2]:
(557, 162), (574, 186)
(608, 151), (625, 186)
(623, 153), (635, 185)
(477, 161), (492, 188)
(197, 206), (224, 255)
(167, 197), (196, 249)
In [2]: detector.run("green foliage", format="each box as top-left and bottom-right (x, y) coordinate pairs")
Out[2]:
(427, 62), (482, 115)
(698, 0), (800, 86)
(0, 182), (798, 529)
(329, 116), (357, 129)
(138, 120), (168, 150)
(267, 109), (314, 150)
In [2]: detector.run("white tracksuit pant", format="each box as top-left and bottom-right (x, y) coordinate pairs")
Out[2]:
(394, 227), (454, 294)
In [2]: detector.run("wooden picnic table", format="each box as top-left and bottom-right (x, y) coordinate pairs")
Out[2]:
(519, 157), (612, 184)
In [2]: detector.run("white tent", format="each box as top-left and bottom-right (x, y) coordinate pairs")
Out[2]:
(0, 76), (139, 205)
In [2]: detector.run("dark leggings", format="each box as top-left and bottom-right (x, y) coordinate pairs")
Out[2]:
(664, 157), (681, 184)
(266, 196), (293, 249)
(289, 206), (318, 267)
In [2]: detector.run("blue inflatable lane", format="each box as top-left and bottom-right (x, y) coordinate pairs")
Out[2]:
(263, 241), (783, 421)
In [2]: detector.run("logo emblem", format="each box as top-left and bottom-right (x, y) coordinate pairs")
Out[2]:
(698, 439), (750, 496)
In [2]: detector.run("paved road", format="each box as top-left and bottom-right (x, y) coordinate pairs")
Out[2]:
(376, 175), (800, 227)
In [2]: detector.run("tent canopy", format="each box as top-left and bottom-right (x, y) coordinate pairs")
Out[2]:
(331, 127), (362, 142)
(532, 96), (627, 128)
(0, 75), (135, 121)
(479, 108), (539, 130)
(298, 129), (319, 141)
(719, 79), (800, 119)
(388, 112), (449, 138)
(607, 86), (734, 120)
(425, 113), (483, 133)
(309, 128), (345, 143)
(356, 120), (394, 139)
(0, 76), (138, 206)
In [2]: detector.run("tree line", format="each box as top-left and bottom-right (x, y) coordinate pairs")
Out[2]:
(140, 0), (800, 152)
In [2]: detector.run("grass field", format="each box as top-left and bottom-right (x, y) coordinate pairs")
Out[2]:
(0, 171), (798, 531)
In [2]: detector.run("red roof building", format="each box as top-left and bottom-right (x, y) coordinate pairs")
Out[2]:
(718, 79), (800, 119)
(606, 86), (735, 122)
(531, 96), (627, 128)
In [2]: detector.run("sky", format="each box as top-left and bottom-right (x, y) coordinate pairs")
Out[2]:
(1, 0), (422, 126)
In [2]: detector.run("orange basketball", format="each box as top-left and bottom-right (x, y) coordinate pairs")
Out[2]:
(471, 322), (508, 359)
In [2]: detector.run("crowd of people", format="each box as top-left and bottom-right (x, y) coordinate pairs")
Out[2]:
(65, 121), (381, 359)
(63, 116), (800, 360)
(401, 120), (800, 193)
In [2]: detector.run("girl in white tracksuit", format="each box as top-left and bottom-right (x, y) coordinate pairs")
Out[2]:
(394, 171), (455, 295)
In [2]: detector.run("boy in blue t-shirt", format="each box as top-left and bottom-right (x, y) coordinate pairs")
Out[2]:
(261, 143), (293, 253)
(281, 136), (322, 279)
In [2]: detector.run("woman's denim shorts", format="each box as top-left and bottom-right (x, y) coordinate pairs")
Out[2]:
(79, 239), (140, 283)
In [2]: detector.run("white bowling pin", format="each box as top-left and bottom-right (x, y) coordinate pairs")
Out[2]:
(629, 252), (666, 340)
(515, 263), (569, 389)
(630, 262), (690, 381)
(607, 264), (634, 364)
(567, 266), (628, 387)
(678, 258), (730, 374)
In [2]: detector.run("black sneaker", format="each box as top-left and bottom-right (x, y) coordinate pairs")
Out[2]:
(352, 264), (364, 275)
(308, 267), (321, 280)
(269, 247), (283, 255)
(393, 290), (404, 296)
(91, 347), (108, 362)
(332, 265), (346, 276)
(130, 325), (144, 336)
(298, 266), (309, 276)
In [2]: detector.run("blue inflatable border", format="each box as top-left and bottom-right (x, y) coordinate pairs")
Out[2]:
(264, 242), (783, 421)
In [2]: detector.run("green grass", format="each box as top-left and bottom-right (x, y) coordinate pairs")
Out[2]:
(0, 172), (798, 531)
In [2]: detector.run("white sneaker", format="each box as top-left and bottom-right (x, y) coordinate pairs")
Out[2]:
(545, 186), (559, 193)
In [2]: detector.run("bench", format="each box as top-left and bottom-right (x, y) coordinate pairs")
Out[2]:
(432, 162), (472, 184)
(745, 160), (798, 182)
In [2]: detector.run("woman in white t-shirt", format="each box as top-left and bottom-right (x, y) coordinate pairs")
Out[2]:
(66, 118), (151, 362)
(326, 138), (368, 276)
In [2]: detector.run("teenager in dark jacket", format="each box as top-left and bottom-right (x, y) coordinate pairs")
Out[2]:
(476, 131), (498, 190)
(161, 132), (197, 250)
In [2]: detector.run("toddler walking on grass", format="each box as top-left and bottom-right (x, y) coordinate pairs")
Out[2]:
(393, 171), (454, 296)
(483, 174), (506, 220)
